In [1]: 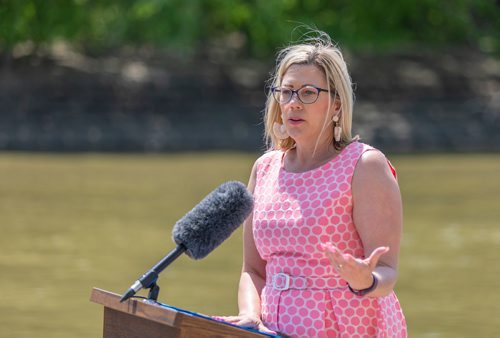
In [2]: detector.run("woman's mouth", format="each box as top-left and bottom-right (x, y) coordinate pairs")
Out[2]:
(288, 118), (304, 125)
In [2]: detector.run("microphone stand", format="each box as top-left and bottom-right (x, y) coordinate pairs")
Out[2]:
(147, 283), (160, 302)
(120, 244), (187, 302)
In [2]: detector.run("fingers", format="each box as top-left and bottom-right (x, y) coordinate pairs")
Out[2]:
(257, 323), (277, 334)
(212, 315), (240, 324)
(212, 315), (276, 334)
(321, 242), (349, 271)
(365, 246), (390, 269)
(321, 242), (390, 272)
(320, 243), (390, 292)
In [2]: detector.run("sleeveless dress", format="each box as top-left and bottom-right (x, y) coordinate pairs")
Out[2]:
(252, 141), (407, 338)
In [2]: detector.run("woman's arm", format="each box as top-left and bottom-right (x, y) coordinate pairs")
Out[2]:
(238, 161), (267, 317)
(352, 150), (402, 296)
(216, 161), (275, 333)
(323, 150), (403, 297)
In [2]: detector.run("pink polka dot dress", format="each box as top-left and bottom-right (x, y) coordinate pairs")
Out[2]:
(252, 141), (407, 338)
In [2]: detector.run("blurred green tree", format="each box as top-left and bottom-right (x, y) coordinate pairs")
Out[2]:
(0, 0), (499, 57)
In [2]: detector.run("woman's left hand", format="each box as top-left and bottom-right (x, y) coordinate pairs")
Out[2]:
(212, 314), (277, 335)
(321, 242), (389, 290)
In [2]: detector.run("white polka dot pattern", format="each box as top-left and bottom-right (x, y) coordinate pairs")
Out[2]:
(253, 142), (407, 337)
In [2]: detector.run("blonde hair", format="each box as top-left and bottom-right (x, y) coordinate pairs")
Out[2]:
(264, 31), (355, 151)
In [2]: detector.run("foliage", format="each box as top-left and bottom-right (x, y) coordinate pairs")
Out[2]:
(1, 0), (499, 57)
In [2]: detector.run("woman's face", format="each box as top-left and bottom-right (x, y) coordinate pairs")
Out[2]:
(279, 64), (337, 145)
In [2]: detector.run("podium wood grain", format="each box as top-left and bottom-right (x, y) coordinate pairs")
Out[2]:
(90, 287), (268, 338)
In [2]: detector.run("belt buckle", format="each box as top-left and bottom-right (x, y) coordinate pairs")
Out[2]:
(272, 273), (290, 291)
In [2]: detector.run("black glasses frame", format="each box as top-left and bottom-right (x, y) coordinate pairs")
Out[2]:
(271, 85), (332, 104)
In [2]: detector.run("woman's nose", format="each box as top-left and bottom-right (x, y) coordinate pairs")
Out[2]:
(287, 92), (303, 108)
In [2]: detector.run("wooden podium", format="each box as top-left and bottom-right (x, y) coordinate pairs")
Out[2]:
(90, 288), (275, 338)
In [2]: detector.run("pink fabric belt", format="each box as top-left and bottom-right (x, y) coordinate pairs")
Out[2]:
(266, 272), (348, 291)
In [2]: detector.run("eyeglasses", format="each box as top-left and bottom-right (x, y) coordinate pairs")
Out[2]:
(271, 85), (332, 104)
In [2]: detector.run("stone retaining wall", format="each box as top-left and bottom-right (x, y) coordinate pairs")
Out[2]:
(1, 48), (498, 153)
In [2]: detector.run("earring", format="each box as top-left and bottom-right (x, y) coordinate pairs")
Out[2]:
(273, 122), (289, 140)
(333, 115), (341, 142)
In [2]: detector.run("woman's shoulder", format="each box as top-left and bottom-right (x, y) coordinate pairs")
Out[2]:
(352, 142), (397, 179)
(255, 149), (282, 165)
(252, 150), (282, 177)
(344, 141), (389, 161)
(346, 141), (381, 154)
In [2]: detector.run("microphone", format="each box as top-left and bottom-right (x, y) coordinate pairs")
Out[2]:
(120, 181), (253, 302)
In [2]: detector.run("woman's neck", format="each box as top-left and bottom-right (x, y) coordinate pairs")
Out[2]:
(285, 140), (339, 172)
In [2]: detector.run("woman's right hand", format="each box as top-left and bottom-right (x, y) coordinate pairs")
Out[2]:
(212, 314), (277, 335)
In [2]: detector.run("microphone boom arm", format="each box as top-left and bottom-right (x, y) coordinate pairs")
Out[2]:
(120, 244), (187, 302)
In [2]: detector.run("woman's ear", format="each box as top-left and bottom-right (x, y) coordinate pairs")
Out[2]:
(333, 112), (341, 142)
(333, 97), (341, 113)
(329, 97), (341, 116)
